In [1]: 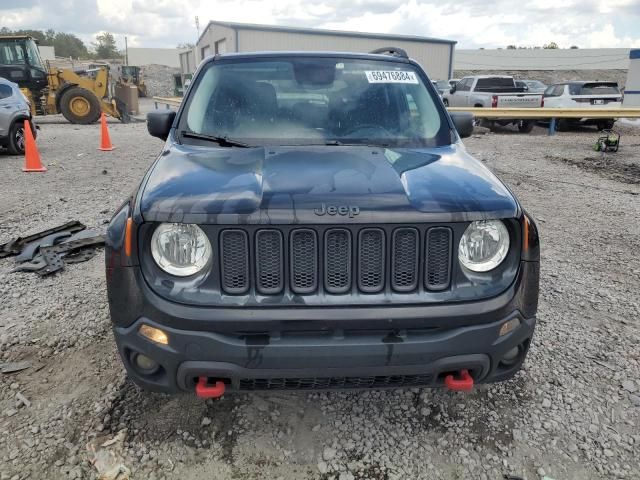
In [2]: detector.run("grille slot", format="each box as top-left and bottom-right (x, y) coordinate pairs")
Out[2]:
(425, 227), (452, 291)
(290, 229), (318, 294)
(324, 229), (352, 294)
(391, 228), (419, 292)
(358, 228), (385, 293)
(220, 230), (249, 294)
(255, 230), (283, 294)
(239, 374), (433, 390)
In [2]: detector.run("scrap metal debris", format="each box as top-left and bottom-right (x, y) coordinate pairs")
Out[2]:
(0, 361), (31, 374)
(1, 221), (105, 276)
(0, 221), (84, 258)
(87, 430), (131, 480)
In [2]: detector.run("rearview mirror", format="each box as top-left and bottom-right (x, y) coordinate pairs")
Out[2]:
(450, 111), (474, 138)
(147, 110), (176, 140)
(449, 85), (456, 94)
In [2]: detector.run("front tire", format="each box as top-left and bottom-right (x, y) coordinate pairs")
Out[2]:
(7, 120), (27, 155)
(60, 87), (102, 124)
(443, 99), (449, 107)
(518, 120), (535, 133)
(597, 120), (615, 131)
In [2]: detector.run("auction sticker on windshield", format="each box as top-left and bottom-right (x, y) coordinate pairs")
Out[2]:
(365, 71), (419, 84)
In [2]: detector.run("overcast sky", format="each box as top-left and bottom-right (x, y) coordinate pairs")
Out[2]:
(2, 0), (639, 50)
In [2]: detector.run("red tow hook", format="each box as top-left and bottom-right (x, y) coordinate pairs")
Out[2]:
(444, 369), (474, 392)
(195, 376), (226, 399)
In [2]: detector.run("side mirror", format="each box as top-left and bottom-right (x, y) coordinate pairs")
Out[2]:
(147, 110), (176, 140)
(449, 86), (456, 94)
(450, 111), (474, 139)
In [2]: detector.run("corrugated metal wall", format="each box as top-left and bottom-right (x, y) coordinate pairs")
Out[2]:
(237, 29), (452, 80)
(198, 24), (453, 80)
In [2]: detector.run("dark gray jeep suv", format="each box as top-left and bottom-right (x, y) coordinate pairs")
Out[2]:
(106, 49), (539, 398)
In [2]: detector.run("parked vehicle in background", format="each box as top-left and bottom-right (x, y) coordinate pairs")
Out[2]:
(0, 77), (35, 155)
(543, 81), (622, 130)
(443, 75), (543, 132)
(448, 78), (459, 88)
(433, 79), (451, 96)
(522, 80), (547, 93)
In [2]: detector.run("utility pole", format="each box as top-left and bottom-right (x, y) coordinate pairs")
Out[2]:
(195, 16), (200, 41)
(124, 36), (128, 66)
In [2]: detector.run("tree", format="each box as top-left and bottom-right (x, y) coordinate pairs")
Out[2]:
(570, 45), (579, 49)
(506, 45), (517, 49)
(177, 43), (195, 49)
(0, 27), (91, 59)
(93, 31), (120, 59)
(54, 32), (89, 58)
(543, 41), (559, 49)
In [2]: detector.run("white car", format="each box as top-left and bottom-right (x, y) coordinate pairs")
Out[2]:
(543, 81), (622, 130)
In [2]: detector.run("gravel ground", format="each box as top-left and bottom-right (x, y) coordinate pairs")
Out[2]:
(1, 109), (639, 480)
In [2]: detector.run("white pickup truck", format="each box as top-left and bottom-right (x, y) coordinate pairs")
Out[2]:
(443, 76), (544, 133)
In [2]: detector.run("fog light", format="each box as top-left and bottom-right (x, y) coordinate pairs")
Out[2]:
(134, 353), (159, 374)
(499, 318), (520, 337)
(501, 346), (520, 366)
(139, 324), (169, 345)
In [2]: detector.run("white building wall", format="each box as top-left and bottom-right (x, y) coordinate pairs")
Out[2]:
(201, 24), (237, 59)
(127, 48), (187, 68)
(455, 48), (630, 71)
(236, 29), (452, 80)
(196, 22), (455, 80)
(38, 45), (55, 61)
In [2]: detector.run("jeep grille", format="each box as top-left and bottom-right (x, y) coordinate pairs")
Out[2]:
(219, 226), (452, 295)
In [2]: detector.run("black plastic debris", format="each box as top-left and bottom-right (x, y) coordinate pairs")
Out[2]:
(2, 221), (105, 275)
(0, 221), (84, 259)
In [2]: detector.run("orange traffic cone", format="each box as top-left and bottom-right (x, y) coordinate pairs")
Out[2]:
(22, 120), (46, 173)
(98, 112), (114, 151)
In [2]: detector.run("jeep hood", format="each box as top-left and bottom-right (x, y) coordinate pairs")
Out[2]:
(138, 143), (519, 224)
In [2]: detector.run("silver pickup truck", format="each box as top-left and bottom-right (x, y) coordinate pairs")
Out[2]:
(443, 76), (543, 133)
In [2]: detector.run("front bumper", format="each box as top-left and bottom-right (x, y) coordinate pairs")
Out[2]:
(108, 262), (539, 394)
(115, 314), (535, 393)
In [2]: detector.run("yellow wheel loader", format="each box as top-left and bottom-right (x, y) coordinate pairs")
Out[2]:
(0, 35), (128, 124)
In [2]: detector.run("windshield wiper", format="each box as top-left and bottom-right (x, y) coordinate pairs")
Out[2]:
(180, 131), (251, 148)
(325, 140), (390, 147)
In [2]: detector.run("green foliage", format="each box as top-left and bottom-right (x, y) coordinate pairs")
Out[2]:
(93, 31), (121, 59)
(543, 41), (559, 49)
(0, 26), (90, 59)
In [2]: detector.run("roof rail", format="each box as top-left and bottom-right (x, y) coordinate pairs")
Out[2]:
(369, 47), (409, 59)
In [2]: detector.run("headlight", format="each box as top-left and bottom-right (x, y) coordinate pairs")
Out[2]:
(151, 223), (211, 276)
(458, 220), (510, 272)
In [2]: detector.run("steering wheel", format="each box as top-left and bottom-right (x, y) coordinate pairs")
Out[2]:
(342, 124), (392, 137)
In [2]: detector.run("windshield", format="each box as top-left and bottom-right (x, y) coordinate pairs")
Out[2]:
(476, 77), (516, 90)
(0, 39), (45, 69)
(570, 82), (620, 95)
(179, 57), (450, 147)
(525, 80), (545, 89)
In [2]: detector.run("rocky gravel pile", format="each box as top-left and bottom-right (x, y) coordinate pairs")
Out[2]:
(141, 64), (180, 97)
(1, 120), (639, 479)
